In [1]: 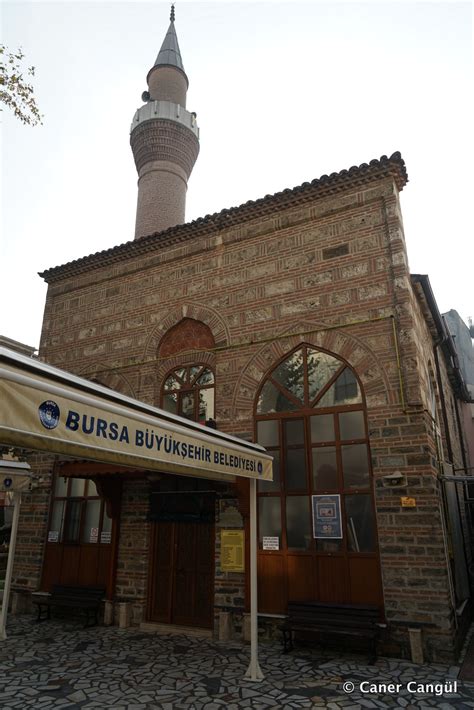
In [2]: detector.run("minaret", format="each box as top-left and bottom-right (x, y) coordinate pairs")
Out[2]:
(130, 5), (200, 239)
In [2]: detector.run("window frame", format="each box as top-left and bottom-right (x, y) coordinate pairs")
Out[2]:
(48, 477), (112, 546)
(161, 364), (216, 424)
(255, 345), (377, 558)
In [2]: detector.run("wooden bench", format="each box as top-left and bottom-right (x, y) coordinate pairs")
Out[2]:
(33, 585), (105, 627)
(281, 601), (383, 663)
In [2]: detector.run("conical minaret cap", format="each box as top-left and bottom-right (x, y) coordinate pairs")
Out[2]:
(152, 8), (185, 75)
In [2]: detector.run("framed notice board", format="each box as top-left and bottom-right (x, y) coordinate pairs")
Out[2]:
(312, 494), (342, 539)
(221, 530), (245, 572)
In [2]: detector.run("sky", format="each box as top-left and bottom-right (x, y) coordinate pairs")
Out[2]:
(1, 0), (473, 351)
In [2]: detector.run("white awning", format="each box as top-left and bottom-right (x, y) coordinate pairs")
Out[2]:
(0, 347), (272, 483)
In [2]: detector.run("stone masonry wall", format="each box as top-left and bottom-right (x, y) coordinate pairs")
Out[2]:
(11, 452), (55, 600)
(34, 174), (467, 659)
(115, 479), (150, 625)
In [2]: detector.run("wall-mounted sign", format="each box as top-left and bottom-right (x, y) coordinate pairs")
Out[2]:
(47, 530), (59, 543)
(0, 358), (273, 483)
(312, 494), (342, 539)
(221, 530), (245, 572)
(100, 531), (111, 544)
(89, 527), (99, 543)
(262, 536), (279, 550)
(401, 497), (416, 508)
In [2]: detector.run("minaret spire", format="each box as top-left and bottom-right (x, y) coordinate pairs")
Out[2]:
(130, 7), (200, 239)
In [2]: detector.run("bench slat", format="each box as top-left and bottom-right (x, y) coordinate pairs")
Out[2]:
(32, 585), (105, 627)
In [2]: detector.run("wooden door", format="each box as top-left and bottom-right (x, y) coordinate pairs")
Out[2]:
(150, 521), (214, 629)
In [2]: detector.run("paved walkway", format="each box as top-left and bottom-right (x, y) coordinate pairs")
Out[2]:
(0, 616), (474, 709)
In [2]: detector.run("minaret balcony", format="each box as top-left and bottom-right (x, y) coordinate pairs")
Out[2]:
(130, 100), (199, 139)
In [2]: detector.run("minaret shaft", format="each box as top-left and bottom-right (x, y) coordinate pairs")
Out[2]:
(130, 10), (199, 239)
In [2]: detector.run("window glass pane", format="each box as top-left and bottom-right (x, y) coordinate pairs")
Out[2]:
(285, 448), (307, 491)
(312, 447), (338, 490)
(285, 419), (304, 446)
(257, 381), (299, 413)
(339, 411), (365, 440)
(49, 500), (65, 542)
(198, 388), (214, 422)
(175, 368), (186, 381)
(196, 369), (214, 386)
(101, 508), (112, 543)
(316, 538), (343, 552)
(63, 500), (83, 543)
(271, 350), (304, 402)
(345, 495), (375, 552)
(180, 392), (194, 419)
(315, 369), (362, 408)
(286, 496), (311, 550)
(335, 368), (361, 404)
(54, 476), (67, 497)
(82, 500), (101, 543)
(190, 365), (202, 382)
(310, 414), (335, 443)
(164, 374), (182, 390)
(87, 480), (98, 497)
(257, 420), (279, 447)
(163, 392), (178, 414)
(258, 498), (281, 547)
(307, 350), (343, 402)
(259, 450), (281, 492)
(341, 444), (370, 489)
(70, 478), (85, 497)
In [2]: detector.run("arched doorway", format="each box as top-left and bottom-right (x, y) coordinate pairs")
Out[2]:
(148, 317), (217, 629)
(255, 344), (383, 613)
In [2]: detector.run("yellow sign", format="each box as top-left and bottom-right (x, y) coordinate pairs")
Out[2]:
(221, 530), (245, 572)
(0, 355), (273, 483)
(401, 497), (416, 508)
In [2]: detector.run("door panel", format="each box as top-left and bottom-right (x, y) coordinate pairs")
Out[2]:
(151, 521), (214, 629)
(151, 522), (174, 622)
(173, 522), (198, 626)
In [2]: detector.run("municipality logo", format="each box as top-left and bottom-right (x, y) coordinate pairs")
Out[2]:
(38, 400), (60, 430)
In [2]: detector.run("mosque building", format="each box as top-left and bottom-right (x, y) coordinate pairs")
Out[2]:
(9, 7), (472, 662)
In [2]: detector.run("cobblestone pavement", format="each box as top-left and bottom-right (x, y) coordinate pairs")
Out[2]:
(0, 616), (474, 709)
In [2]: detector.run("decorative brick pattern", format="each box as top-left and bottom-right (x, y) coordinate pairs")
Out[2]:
(158, 318), (215, 357)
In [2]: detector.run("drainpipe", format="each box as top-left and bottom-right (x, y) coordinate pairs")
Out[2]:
(434, 343), (453, 463)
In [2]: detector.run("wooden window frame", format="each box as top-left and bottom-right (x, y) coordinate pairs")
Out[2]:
(161, 364), (215, 424)
(49, 477), (111, 546)
(255, 345), (378, 560)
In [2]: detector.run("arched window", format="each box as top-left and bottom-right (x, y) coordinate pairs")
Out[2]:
(161, 365), (215, 424)
(255, 345), (381, 612)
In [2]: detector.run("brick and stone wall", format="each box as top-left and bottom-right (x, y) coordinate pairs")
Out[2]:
(28, 170), (468, 659)
(11, 452), (55, 601)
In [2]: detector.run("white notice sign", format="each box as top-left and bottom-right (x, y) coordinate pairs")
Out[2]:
(262, 536), (279, 550)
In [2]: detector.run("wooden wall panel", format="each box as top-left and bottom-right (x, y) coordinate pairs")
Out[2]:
(287, 555), (315, 601)
(348, 557), (383, 606)
(257, 554), (286, 612)
(317, 556), (348, 603)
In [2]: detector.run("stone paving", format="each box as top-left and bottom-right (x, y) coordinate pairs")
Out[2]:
(0, 616), (474, 708)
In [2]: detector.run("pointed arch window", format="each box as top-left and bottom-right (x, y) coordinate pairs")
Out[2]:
(255, 345), (381, 613)
(257, 346), (361, 414)
(162, 365), (215, 424)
